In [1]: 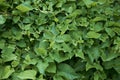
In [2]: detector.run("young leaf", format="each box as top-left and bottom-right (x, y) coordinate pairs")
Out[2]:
(17, 70), (37, 79)
(86, 31), (101, 39)
(92, 17), (106, 22)
(16, 2), (33, 12)
(34, 48), (47, 58)
(0, 66), (14, 79)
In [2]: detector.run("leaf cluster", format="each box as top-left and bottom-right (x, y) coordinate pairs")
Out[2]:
(0, 0), (120, 80)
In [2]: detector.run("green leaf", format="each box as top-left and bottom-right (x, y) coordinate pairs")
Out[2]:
(101, 49), (119, 62)
(55, 34), (72, 43)
(113, 28), (120, 35)
(94, 71), (106, 80)
(103, 58), (120, 74)
(11, 27), (22, 40)
(62, 3), (76, 13)
(46, 62), (56, 73)
(76, 17), (89, 27)
(16, 40), (26, 48)
(1, 45), (17, 62)
(61, 43), (72, 52)
(16, 2), (33, 12)
(1, 30), (12, 39)
(17, 70), (37, 79)
(94, 72), (99, 80)
(23, 54), (38, 65)
(103, 61), (113, 69)
(53, 75), (64, 80)
(0, 0), (120, 79)
(83, 0), (94, 8)
(92, 17), (106, 22)
(86, 31), (101, 39)
(13, 16), (20, 23)
(86, 62), (94, 71)
(24, 24), (32, 30)
(50, 25), (60, 35)
(75, 49), (85, 59)
(67, 9), (82, 18)
(113, 58), (120, 74)
(57, 24), (68, 34)
(49, 50), (69, 63)
(99, 33), (109, 42)
(51, 42), (72, 53)
(74, 60), (86, 72)
(98, 0), (106, 4)
(86, 62), (103, 71)
(11, 73), (22, 80)
(56, 0), (66, 8)
(114, 37), (120, 45)
(0, 66), (15, 79)
(57, 63), (79, 80)
(87, 47), (100, 62)
(0, 15), (6, 24)
(39, 40), (49, 48)
(2, 53), (17, 62)
(34, 48), (47, 58)
(43, 30), (55, 40)
(58, 63), (75, 73)
(92, 22), (104, 32)
(34, 40), (49, 58)
(37, 60), (49, 74)
(11, 60), (19, 68)
(0, 39), (5, 49)
(105, 28), (115, 37)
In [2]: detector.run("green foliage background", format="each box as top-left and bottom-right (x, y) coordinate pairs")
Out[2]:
(0, 0), (120, 80)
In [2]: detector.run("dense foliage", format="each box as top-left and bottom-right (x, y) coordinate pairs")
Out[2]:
(0, 0), (120, 80)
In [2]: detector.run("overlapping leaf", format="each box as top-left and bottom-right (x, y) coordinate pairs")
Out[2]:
(0, 0), (120, 80)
